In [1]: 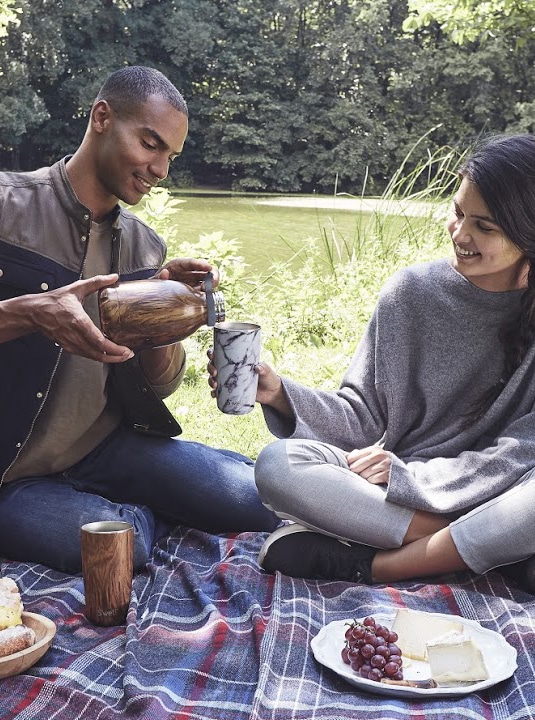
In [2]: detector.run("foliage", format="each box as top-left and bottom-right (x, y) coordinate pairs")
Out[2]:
(0, 0), (18, 37)
(404, 0), (535, 45)
(135, 187), (249, 310)
(1, 0), (535, 191)
(133, 188), (186, 243)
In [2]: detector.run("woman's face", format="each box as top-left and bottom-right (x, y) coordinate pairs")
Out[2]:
(446, 177), (528, 292)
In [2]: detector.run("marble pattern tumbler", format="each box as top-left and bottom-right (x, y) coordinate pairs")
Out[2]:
(213, 321), (261, 414)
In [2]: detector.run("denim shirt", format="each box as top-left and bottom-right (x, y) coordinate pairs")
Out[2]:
(0, 157), (181, 482)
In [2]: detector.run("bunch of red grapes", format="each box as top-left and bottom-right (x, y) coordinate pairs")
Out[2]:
(341, 615), (404, 683)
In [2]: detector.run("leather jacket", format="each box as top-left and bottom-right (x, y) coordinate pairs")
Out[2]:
(0, 157), (181, 481)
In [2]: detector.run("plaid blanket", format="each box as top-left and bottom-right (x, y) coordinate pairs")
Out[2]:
(0, 527), (534, 720)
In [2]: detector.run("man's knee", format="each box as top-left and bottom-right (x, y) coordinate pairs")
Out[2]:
(116, 505), (155, 571)
(55, 505), (154, 574)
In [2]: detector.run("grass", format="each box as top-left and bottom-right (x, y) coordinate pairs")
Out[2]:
(133, 142), (461, 458)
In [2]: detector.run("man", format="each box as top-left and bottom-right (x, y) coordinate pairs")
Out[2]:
(0, 66), (278, 573)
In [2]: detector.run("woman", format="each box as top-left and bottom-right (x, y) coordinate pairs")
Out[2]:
(212, 134), (535, 591)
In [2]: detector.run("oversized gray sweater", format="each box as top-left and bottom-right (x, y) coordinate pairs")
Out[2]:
(263, 259), (535, 515)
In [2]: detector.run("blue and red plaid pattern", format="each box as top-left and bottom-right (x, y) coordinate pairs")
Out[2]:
(0, 528), (534, 719)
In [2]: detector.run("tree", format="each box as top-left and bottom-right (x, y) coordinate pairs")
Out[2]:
(404, 0), (535, 45)
(0, 0), (19, 37)
(0, 0), (141, 169)
(3, 0), (535, 192)
(193, 0), (424, 193)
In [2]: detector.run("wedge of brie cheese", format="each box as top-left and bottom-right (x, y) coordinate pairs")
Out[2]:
(391, 609), (463, 660)
(427, 630), (489, 684)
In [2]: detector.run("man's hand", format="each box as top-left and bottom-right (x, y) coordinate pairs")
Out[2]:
(28, 274), (134, 363)
(155, 257), (220, 289)
(345, 446), (392, 485)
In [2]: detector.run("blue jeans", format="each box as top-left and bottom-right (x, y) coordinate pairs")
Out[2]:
(0, 426), (279, 573)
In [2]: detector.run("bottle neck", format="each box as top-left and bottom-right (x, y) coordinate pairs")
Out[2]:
(206, 289), (225, 325)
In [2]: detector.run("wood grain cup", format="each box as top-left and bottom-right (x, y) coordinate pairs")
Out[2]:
(81, 521), (133, 626)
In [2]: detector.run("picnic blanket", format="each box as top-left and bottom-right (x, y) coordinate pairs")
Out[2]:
(0, 526), (534, 720)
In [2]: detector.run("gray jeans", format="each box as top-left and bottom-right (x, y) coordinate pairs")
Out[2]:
(255, 438), (535, 574)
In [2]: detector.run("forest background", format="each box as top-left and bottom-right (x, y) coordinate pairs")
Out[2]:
(0, 0), (533, 455)
(0, 0), (534, 194)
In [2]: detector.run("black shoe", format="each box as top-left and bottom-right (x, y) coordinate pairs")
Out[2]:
(500, 556), (535, 594)
(258, 523), (376, 583)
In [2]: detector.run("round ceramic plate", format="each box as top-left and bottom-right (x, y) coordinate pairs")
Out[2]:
(0, 612), (56, 679)
(311, 612), (518, 699)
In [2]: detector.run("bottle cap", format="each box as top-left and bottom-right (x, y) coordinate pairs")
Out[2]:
(204, 272), (225, 325)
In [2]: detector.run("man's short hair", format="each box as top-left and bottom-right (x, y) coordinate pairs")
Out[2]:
(95, 66), (188, 118)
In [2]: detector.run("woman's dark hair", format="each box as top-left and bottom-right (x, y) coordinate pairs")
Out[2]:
(95, 65), (188, 118)
(460, 134), (535, 421)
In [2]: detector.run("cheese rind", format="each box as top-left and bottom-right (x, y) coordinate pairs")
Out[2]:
(391, 609), (463, 660)
(427, 631), (489, 684)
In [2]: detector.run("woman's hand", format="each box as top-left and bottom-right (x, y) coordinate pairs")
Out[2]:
(206, 348), (219, 397)
(207, 352), (293, 417)
(254, 362), (288, 409)
(345, 446), (392, 485)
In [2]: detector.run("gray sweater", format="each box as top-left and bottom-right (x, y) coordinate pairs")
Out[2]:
(263, 259), (535, 514)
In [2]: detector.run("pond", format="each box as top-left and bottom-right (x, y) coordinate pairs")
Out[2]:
(166, 191), (437, 275)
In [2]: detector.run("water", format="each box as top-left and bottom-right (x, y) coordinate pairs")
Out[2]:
(167, 192), (431, 274)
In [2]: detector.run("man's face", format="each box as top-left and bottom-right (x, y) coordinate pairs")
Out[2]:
(95, 94), (188, 208)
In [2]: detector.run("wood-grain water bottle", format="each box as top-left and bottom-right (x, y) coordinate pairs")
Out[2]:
(98, 273), (225, 352)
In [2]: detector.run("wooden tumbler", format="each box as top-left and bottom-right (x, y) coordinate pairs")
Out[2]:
(81, 521), (134, 626)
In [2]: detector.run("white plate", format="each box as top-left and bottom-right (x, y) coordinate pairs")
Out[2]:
(311, 612), (518, 699)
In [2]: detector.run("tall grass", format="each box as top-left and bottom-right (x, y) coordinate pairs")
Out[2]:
(134, 142), (461, 458)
